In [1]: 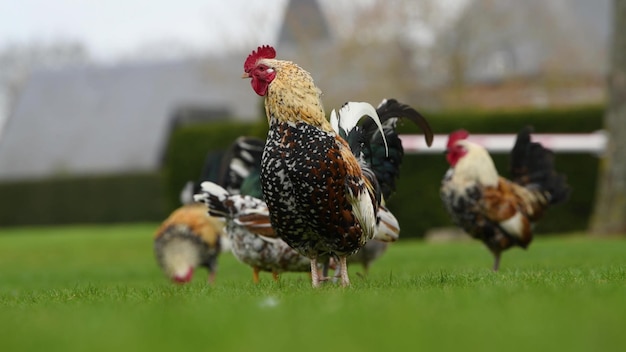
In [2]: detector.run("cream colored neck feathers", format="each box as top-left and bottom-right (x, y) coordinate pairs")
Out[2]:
(453, 141), (499, 186)
(261, 59), (333, 132)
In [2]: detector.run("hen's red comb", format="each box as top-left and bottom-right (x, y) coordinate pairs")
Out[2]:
(244, 45), (276, 72)
(447, 129), (470, 148)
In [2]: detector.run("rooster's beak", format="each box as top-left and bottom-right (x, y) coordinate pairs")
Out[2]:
(241, 72), (250, 79)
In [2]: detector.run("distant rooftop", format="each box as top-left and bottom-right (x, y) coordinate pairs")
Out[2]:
(278, 0), (332, 46)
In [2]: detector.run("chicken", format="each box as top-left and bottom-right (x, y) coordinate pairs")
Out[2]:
(241, 45), (432, 287)
(195, 180), (312, 282)
(154, 203), (225, 283)
(440, 127), (570, 271)
(194, 135), (402, 283)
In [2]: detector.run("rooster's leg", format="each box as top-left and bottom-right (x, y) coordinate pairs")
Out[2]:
(310, 257), (321, 288)
(355, 262), (371, 279)
(208, 271), (216, 284)
(363, 262), (371, 275)
(253, 267), (260, 283)
(339, 256), (350, 287)
(492, 252), (501, 272)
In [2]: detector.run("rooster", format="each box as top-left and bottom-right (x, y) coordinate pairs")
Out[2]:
(194, 135), (402, 283)
(242, 45), (432, 286)
(154, 203), (225, 283)
(440, 127), (570, 271)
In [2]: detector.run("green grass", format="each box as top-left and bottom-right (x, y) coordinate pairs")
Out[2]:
(0, 224), (625, 352)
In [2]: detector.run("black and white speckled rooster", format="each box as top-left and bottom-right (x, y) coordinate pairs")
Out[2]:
(242, 45), (433, 287)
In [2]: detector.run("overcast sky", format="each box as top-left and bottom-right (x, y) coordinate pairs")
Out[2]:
(0, 0), (469, 62)
(0, 0), (290, 62)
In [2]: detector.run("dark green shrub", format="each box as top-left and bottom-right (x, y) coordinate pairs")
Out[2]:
(0, 173), (166, 227)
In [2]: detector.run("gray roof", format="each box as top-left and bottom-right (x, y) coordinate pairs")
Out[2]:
(278, 0), (332, 46)
(0, 56), (260, 181)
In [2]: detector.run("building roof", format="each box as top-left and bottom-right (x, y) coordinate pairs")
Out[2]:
(278, 0), (332, 46)
(0, 56), (260, 181)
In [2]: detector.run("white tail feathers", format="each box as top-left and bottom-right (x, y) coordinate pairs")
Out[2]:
(194, 181), (229, 203)
(374, 207), (400, 242)
(330, 102), (389, 156)
(194, 180), (270, 232)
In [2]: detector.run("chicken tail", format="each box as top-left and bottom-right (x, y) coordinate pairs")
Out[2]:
(331, 99), (432, 201)
(218, 136), (265, 197)
(374, 205), (400, 242)
(510, 126), (570, 205)
(194, 181), (274, 237)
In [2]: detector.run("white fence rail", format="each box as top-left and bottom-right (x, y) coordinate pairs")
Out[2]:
(400, 131), (607, 155)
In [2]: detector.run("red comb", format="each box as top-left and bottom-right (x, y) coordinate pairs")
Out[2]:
(447, 129), (470, 148)
(244, 45), (276, 72)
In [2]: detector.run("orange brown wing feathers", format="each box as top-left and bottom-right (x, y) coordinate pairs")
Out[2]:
(155, 203), (223, 247)
(479, 178), (550, 246)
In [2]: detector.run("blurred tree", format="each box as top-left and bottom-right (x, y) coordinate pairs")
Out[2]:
(590, 0), (626, 235)
(431, 0), (607, 108)
(282, 0), (443, 109)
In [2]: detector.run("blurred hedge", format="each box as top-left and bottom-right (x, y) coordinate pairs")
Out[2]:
(0, 173), (166, 227)
(165, 105), (604, 238)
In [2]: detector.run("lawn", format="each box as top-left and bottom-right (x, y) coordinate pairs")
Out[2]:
(0, 224), (624, 352)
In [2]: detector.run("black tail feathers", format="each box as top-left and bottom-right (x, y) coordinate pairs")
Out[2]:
(218, 136), (264, 195)
(373, 99), (433, 147)
(182, 136), (264, 206)
(510, 126), (570, 204)
(359, 99), (433, 200)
